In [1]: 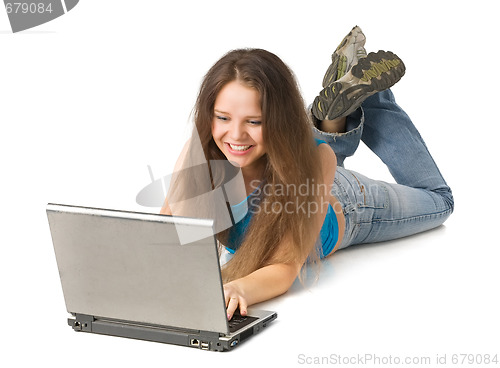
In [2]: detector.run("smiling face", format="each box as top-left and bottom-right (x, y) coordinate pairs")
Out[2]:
(212, 80), (266, 178)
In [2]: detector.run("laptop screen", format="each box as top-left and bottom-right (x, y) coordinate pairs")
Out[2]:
(47, 204), (229, 334)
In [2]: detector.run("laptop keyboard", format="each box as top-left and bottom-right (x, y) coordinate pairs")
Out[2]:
(228, 314), (258, 333)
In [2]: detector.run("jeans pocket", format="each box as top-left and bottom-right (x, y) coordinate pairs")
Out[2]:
(350, 172), (388, 210)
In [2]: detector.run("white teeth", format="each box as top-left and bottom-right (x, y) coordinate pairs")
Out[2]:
(229, 144), (251, 151)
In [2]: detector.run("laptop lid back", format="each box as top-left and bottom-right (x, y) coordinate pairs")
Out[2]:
(47, 204), (229, 334)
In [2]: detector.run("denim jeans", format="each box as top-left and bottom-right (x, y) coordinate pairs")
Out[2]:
(312, 89), (454, 249)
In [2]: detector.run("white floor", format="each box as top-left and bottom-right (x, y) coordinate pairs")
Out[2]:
(18, 214), (496, 368)
(2, 1), (499, 367)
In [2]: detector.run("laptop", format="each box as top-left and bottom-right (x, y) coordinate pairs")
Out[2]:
(47, 203), (277, 351)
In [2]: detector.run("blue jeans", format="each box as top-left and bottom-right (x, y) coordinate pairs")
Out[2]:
(312, 90), (454, 249)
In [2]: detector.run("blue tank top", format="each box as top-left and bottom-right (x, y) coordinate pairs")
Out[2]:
(224, 139), (339, 258)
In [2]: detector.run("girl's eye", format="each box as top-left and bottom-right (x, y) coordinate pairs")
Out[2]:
(216, 115), (229, 121)
(248, 120), (262, 125)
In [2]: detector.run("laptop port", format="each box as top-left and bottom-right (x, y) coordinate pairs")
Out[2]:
(190, 339), (199, 347)
(201, 342), (209, 350)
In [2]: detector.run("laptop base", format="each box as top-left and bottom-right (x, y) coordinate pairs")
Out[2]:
(68, 312), (277, 352)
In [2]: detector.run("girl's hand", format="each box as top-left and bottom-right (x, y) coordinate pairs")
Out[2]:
(223, 281), (248, 320)
(222, 263), (301, 320)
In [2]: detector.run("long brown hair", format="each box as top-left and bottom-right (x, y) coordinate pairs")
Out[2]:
(193, 49), (323, 282)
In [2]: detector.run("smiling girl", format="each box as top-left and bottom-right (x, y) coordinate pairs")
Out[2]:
(161, 26), (454, 320)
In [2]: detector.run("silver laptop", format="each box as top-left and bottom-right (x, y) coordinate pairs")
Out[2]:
(47, 203), (277, 351)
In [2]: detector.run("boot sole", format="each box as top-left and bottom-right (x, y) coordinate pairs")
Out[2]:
(313, 50), (405, 120)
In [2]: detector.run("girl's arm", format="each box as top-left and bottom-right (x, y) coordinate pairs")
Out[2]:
(224, 144), (338, 319)
(224, 262), (300, 319)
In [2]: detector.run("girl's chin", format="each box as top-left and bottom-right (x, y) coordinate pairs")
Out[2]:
(226, 160), (242, 168)
(222, 156), (253, 170)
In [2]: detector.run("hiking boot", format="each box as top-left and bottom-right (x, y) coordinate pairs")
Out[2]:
(312, 50), (405, 121)
(322, 25), (367, 88)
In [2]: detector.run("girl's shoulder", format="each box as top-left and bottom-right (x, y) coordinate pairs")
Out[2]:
(314, 138), (336, 165)
(315, 139), (337, 182)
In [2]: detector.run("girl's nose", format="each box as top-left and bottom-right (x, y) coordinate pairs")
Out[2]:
(229, 121), (245, 140)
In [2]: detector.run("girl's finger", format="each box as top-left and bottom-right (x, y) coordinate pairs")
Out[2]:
(226, 297), (239, 320)
(239, 299), (248, 316)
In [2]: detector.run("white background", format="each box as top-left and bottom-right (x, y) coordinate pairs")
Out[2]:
(1, 1), (499, 367)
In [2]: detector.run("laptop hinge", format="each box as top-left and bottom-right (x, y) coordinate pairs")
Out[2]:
(68, 314), (225, 337)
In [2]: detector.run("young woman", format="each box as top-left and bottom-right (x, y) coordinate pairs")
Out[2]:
(161, 26), (454, 320)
